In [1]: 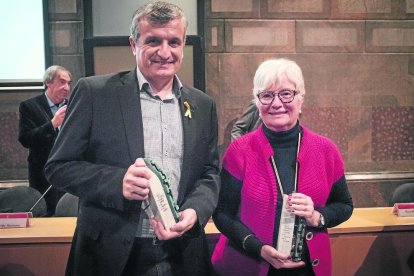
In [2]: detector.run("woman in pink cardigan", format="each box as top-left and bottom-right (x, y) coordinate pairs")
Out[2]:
(211, 58), (353, 276)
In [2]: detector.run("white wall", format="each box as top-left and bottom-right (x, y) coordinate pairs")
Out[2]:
(0, 0), (45, 85)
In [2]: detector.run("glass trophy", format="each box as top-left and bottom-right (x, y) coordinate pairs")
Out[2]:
(277, 194), (306, 262)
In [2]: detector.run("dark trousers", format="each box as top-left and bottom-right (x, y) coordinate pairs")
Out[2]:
(267, 264), (315, 276)
(121, 238), (184, 276)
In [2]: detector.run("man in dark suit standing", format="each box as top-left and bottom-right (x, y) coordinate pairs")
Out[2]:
(45, 2), (220, 275)
(18, 65), (72, 216)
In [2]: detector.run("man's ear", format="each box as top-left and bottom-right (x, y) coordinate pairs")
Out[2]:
(129, 36), (137, 56)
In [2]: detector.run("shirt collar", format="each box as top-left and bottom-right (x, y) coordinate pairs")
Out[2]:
(136, 67), (182, 99)
(45, 91), (56, 108)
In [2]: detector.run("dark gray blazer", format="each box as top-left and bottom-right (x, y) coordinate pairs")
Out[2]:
(45, 69), (220, 275)
(18, 93), (64, 215)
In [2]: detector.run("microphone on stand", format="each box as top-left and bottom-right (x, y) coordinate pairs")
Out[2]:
(29, 185), (52, 213)
(0, 185), (51, 228)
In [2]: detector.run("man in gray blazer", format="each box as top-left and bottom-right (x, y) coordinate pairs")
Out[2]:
(45, 2), (220, 275)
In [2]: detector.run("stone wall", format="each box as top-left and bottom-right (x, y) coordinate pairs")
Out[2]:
(204, 0), (414, 206)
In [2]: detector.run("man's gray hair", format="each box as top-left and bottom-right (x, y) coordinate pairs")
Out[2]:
(43, 65), (72, 85)
(130, 1), (187, 43)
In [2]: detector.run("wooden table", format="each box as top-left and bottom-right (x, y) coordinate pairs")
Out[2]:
(1, 208), (413, 276)
(0, 217), (75, 276)
(328, 207), (414, 276)
(205, 207), (414, 276)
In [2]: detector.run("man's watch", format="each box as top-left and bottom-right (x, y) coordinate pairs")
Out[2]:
(317, 213), (325, 228)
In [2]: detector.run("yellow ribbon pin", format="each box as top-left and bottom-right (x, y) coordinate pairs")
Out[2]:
(184, 101), (192, 119)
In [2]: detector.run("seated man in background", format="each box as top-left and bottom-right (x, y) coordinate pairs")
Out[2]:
(18, 65), (72, 216)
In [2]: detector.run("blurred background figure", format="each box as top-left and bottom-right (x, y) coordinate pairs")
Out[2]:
(18, 65), (72, 216)
(231, 101), (261, 141)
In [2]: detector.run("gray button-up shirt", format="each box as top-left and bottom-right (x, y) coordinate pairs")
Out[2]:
(135, 69), (184, 237)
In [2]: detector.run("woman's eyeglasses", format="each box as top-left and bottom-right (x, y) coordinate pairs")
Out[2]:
(257, 89), (298, 105)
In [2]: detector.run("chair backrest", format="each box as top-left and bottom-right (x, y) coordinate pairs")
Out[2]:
(54, 192), (79, 217)
(0, 186), (47, 217)
(389, 183), (414, 206)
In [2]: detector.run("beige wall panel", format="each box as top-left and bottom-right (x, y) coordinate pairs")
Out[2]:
(50, 22), (83, 55)
(268, 0), (325, 13)
(408, 0), (414, 13)
(211, 0), (254, 12)
(205, 0), (259, 18)
(331, 0), (408, 19)
(337, 0), (392, 13)
(205, 20), (225, 52)
(261, 0), (330, 19)
(297, 21), (365, 52)
(367, 21), (414, 52)
(225, 20), (295, 52)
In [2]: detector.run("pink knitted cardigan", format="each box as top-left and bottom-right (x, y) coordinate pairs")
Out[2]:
(212, 125), (344, 276)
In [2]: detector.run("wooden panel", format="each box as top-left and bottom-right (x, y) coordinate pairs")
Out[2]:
(330, 232), (414, 276)
(0, 243), (70, 275)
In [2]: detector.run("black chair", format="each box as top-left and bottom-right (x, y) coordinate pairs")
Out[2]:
(0, 186), (47, 217)
(54, 192), (79, 217)
(389, 183), (414, 206)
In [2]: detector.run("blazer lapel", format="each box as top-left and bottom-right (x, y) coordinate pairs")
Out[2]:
(177, 87), (199, 203)
(116, 69), (145, 162)
(38, 94), (54, 120)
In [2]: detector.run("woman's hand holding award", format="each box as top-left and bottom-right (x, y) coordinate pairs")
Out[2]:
(277, 194), (306, 262)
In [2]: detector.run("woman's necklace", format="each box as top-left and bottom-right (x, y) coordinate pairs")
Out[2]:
(269, 132), (306, 262)
(270, 132), (301, 195)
